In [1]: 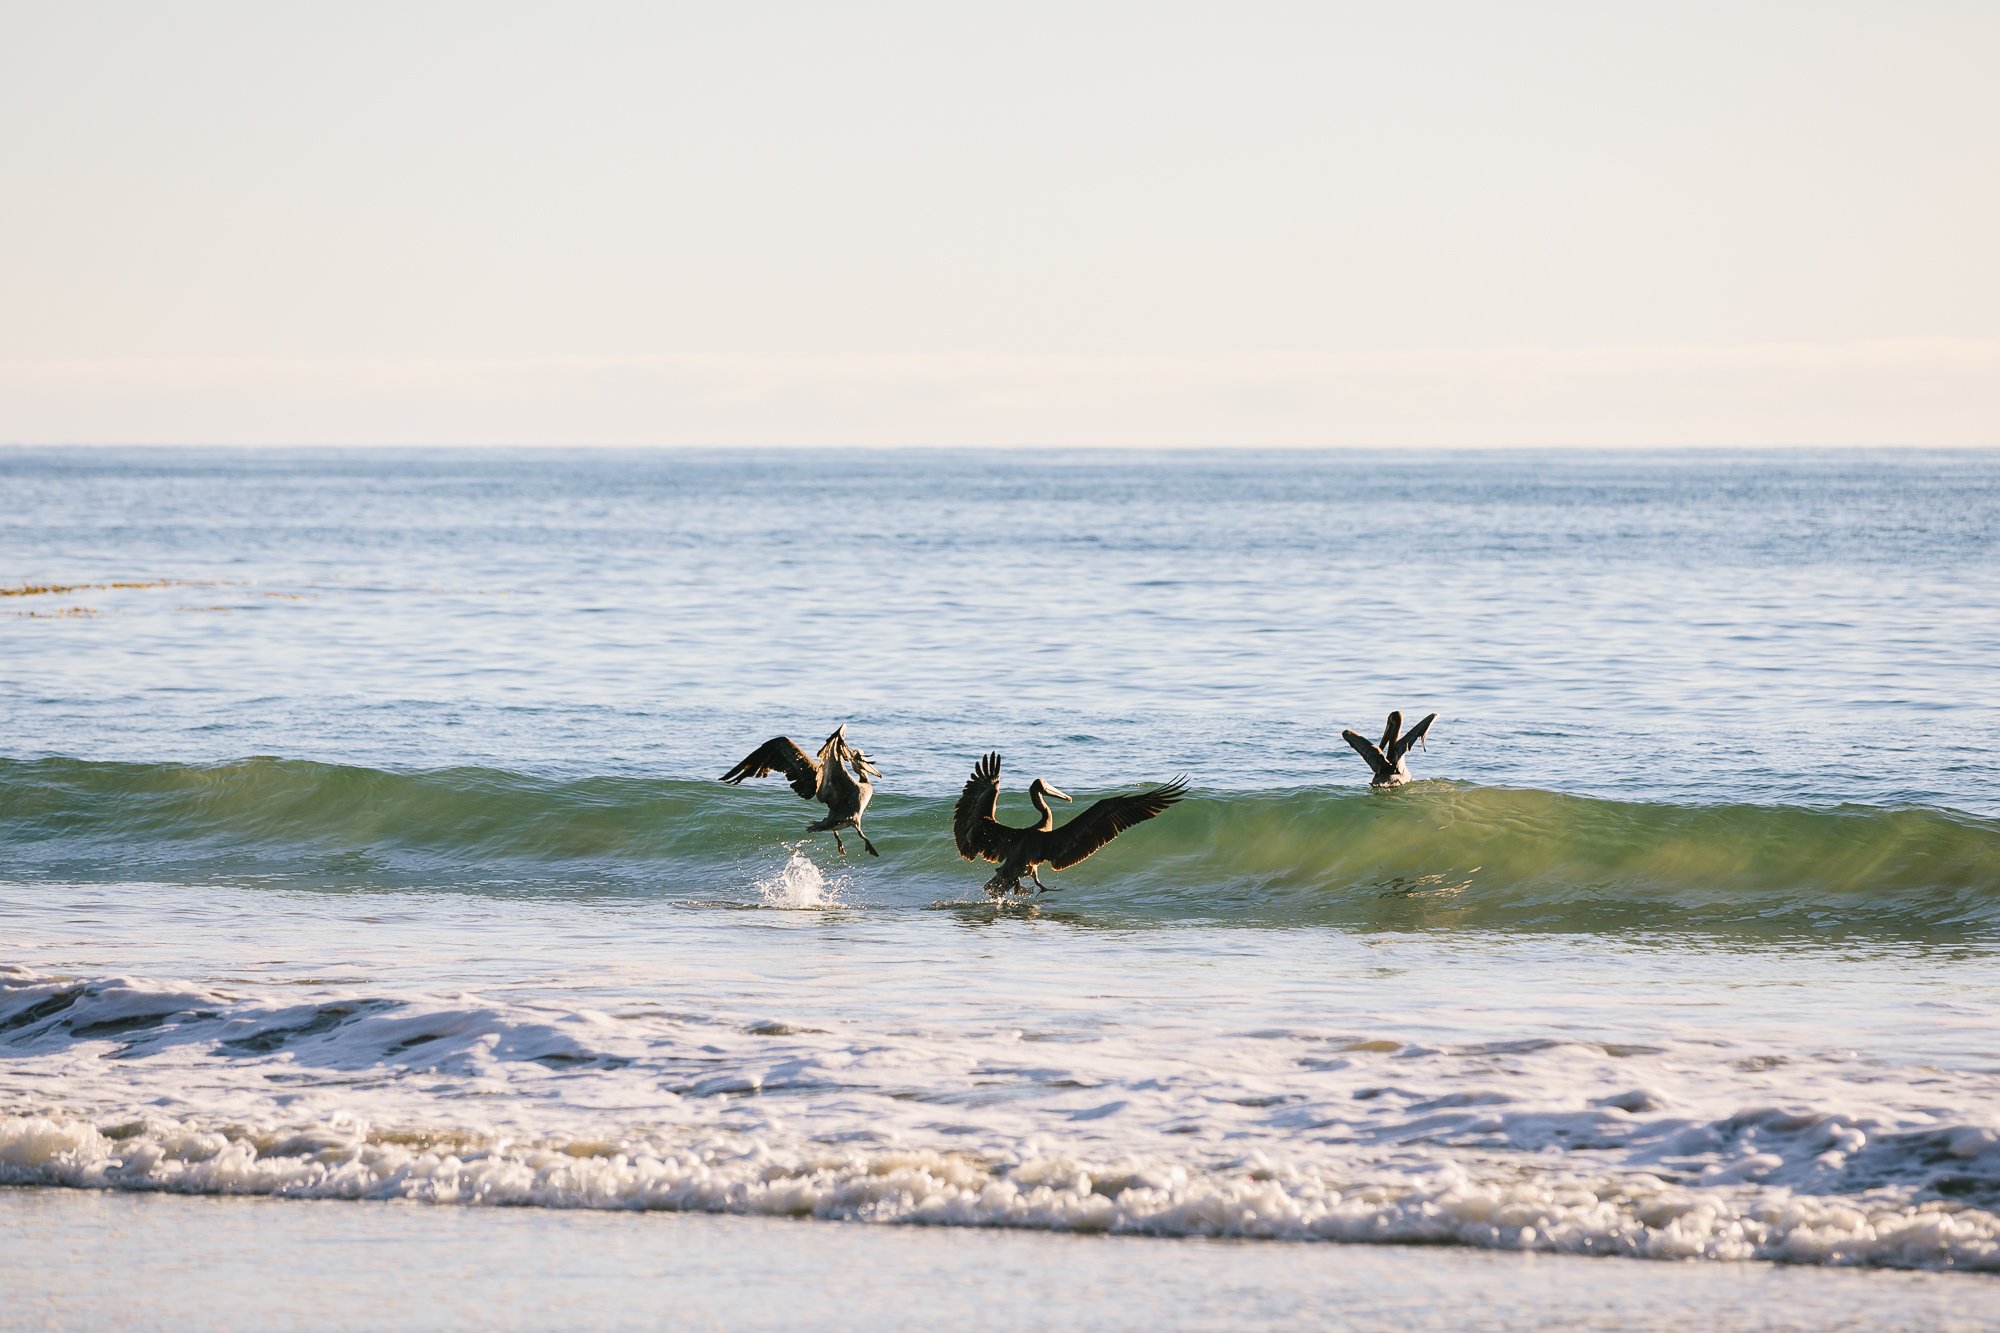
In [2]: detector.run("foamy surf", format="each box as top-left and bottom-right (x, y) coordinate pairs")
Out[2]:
(4, 960), (1997, 1272)
(3, 1110), (1996, 1270)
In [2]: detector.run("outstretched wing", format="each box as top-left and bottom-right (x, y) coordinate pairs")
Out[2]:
(953, 752), (1009, 862)
(1040, 777), (1188, 871)
(1342, 729), (1391, 779)
(720, 737), (820, 800)
(1388, 712), (1436, 765)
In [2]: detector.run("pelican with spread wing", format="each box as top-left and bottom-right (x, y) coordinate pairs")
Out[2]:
(720, 724), (882, 856)
(952, 752), (1186, 897)
(1341, 709), (1437, 787)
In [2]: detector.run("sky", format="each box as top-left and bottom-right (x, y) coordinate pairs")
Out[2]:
(1, 1), (1995, 446)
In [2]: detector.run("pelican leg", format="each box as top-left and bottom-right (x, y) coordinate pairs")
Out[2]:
(1027, 867), (1054, 894)
(859, 830), (879, 857)
(832, 830), (847, 857)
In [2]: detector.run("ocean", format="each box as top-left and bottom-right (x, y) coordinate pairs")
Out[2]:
(3, 448), (1997, 1324)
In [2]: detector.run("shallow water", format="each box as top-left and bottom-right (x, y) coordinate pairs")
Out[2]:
(2, 447), (1997, 1278)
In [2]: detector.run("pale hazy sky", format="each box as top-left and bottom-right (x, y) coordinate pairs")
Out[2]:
(2, 1), (1995, 445)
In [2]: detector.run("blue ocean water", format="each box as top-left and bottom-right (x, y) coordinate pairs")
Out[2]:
(2, 448), (1998, 1272)
(5, 447), (1996, 806)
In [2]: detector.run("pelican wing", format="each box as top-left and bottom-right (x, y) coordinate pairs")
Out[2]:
(720, 737), (820, 800)
(1342, 729), (1390, 779)
(811, 727), (856, 804)
(953, 752), (1009, 862)
(1040, 778), (1188, 871)
(1388, 712), (1436, 765)
(814, 727), (849, 771)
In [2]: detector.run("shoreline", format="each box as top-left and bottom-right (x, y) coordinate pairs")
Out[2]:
(5, 1186), (1994, 1332)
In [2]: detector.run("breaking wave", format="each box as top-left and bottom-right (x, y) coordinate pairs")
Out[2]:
(6, 1110), (1996, 1269)
(3, 966), (1997, 1270)
(3, 757), (1997, 935)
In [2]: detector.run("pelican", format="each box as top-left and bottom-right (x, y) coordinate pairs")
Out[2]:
(1342, 710), (1437, 787)
(720, 724), (882, 856)
(953, 752), (1187, 897)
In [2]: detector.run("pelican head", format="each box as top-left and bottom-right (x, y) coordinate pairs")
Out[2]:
(1029, 778), (1072, 803)
(849, 748), (882, 779)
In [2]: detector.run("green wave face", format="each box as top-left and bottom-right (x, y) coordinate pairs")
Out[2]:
(4, 757), (1997, 938)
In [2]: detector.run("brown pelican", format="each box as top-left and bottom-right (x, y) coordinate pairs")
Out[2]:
(953, 752), (1186, 897)
(720, 725), (882, 856)
(1342, 710), (1437, 787)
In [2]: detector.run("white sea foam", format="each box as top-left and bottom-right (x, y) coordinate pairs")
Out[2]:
(755, 847), (848, 910)
(5, 961), (1999, 1271)
(2, 1110), (1996, 1270)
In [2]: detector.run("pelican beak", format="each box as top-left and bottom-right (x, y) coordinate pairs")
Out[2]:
(1043, 782), (1073, 802)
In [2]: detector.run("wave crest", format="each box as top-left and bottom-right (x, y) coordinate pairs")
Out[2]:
(4, 757), (1997, 935)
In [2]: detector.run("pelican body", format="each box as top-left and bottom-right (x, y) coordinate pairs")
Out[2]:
(953, 752), (1186, 897)
(721, 724), (882, 856)
(1342, 710), (1437, 787)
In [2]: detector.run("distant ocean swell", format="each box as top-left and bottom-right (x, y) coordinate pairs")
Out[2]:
(4, 758), (1996, 934)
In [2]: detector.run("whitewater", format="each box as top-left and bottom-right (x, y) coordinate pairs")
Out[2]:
(2, 448), (1998, 1301)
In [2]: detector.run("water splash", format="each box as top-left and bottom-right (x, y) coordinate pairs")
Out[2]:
(755, 846), (847, 910)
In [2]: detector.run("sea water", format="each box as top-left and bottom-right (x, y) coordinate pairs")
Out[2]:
(2, 449), (1997, 1290)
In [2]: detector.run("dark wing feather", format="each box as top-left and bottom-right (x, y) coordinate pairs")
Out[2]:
(953, 752), (1009, 862)
(1342, 729), (1390, 779)
(1388, 712), (1436, 765)
(1039, 778), (1188, 871)
(720, 737), (820, 799)
(813, 728), (853, 805)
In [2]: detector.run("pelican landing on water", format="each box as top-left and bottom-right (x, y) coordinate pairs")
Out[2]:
(720, 725), (882, 856)
(953, 752), (1187, 897)
(1342, 710), (1437, 787)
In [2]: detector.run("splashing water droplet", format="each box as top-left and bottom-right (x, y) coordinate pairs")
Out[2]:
(756, 846), (847, 910)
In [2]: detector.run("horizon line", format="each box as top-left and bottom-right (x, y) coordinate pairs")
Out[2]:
(6, 440), (1995, 452)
